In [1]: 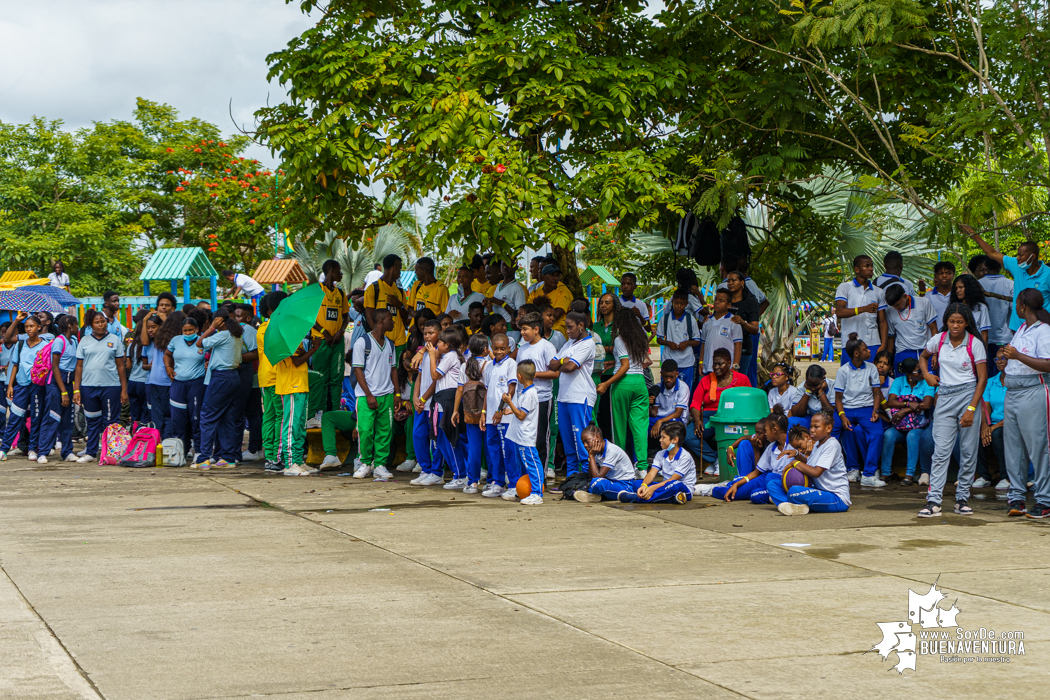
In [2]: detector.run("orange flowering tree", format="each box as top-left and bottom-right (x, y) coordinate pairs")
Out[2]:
(578, 220), (634, 278)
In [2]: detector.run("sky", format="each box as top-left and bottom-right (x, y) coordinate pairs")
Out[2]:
(0, 0), (315, 167)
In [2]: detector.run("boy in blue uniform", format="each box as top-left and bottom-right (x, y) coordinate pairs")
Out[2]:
(574, 424), (637, 502)
(502, 360), (544, 505)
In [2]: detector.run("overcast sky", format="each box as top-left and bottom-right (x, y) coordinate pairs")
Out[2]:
(0, 0), (315, 166)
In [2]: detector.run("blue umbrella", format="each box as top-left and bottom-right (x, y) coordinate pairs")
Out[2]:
(0, 290), (65, 314)
(17, 285), (78, 306)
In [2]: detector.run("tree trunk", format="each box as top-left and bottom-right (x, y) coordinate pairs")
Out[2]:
(552, 242), (584, 299)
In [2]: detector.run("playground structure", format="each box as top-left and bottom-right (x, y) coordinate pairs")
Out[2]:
(139, 247), (219, 311)
(251, 259), (308, 292)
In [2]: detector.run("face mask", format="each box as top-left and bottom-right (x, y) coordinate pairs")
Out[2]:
(1017, 256), (1033, 271)
(183, 334), (198, 343)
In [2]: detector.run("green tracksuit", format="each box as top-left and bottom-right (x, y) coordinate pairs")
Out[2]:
(262, 386), (284, 464)
(356, 393), (394, 467)
(611, 374), (649, 469)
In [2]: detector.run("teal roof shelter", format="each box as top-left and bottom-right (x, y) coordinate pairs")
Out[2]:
(139, 247), (219, 309)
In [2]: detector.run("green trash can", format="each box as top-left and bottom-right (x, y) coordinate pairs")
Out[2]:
(706, 387), (770, 481)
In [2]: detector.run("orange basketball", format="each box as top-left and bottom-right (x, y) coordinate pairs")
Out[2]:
(516, 475), (540, 499)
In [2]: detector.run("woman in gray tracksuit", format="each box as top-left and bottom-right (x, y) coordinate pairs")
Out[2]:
(1000, 288), (1050, 520)
(918, 302), (987, 518)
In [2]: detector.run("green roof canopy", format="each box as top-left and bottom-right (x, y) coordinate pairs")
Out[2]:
(579, 265), (620, 289)
(139, 247), (218, 281)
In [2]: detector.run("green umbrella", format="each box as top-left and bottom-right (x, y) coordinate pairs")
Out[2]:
(263, 284), (325, 365)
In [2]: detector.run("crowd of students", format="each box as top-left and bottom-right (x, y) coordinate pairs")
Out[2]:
(2, 227), (1050, 519)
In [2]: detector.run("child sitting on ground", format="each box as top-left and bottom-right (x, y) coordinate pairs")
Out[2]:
(573, 424), (638, 502)
(768, 413), (851, 515)
(720, 414), (794, 503)
(703, 416), (770, 499)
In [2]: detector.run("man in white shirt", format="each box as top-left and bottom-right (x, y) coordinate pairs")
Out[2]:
(223, 269), (265, 303)
(363, 264), (383, 288)
(488, 260), (528, 323)
(446, 266), (487, 320)
(972, 255), (1014, 376)
(833, 255), (887, 363)
(619, 273), (651, 331)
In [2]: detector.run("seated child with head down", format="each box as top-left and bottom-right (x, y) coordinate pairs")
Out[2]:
(575, 422), (695, 504)
(769, 412), (851, 515)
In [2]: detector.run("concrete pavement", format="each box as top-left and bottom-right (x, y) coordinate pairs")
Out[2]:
(0, 454), (1046, 699)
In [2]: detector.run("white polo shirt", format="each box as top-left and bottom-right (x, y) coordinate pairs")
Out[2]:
(768, 385), (805, 413)
(433, 352), (463, 397)
(756, 442), (793, 475)
(653, 446), (696, 490)
(419, 351), (437, 410)
(834, 279), (886, 347)
(516, 338), (558, 402)
(833, 360), (881, 408)
(351, 334), (395, 396)
(1005, 322), (1050, 376)
(234, 273), (264, 298)
(619, 296), (650, 326)
(446, 290), (487, 318)
(556, 334), (596, 405)
(971, 302), (991, 334)
(656, 309), (702, 367)
(874, 274), (914, 297)
(980, 274), (1015, 343)
(810, 437), (851, 506)
(885, 294), (938, 351)
(597, 441), (636, 481)
(653, 379), (690, 422)
(506, 383), (539, 445)
(927, 288), (952, 326)
(924, 332), (986, 386)
(492, 281), (527, 323)
(483, 356), (517, 424)
(701, 313), (742, 371)
(613, 337), (645, 375)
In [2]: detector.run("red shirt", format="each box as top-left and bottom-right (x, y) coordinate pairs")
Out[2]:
(690, 371), (751, 413)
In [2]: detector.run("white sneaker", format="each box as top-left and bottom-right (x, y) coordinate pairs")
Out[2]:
(37, 456), (47, 464)
(319, 455), (342, 469)
(546, 467), (555, 480)
(573, 491), (602, 503)
(27, 451), (37, 461)
(284, 464), (311, 476)
(481, 469), (488, 480)
(305, 417), (322, 430)
(77, 454), (94, 464)
(420, 473), (444, 486)
(64, 453), (77, 463)
(463, 483), (479, 494)
(704, 463), (718, 476)
(353, 464), (373, 478)
(395, 459), (417, 472)
(241, 450), (263, 462)
(520, 494), (543, 505)
(694, 483), (715, 497)
(483, 485), (505, 498)
(861, 475), (887, 487)
(847, 469), (860, 482)
(995, 479), (1010, 491)
(76, 449), (87, 457)
(972, 477), (991, 489)
(500, 489), (518, 501)
(409, 473), (429, 485)
(918, 473), (930, 486)
(778, 502), (810, 516)
(0, 451), (6, 461)
(373, 465), (393, 479)
(412, 464), (422, 473)
(443, 478), (467, 490)
(55, 441), (62, 451)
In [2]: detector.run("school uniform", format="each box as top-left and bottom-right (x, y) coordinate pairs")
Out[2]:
(927, 288), (952, 327)
(885, 293), (937, 367)
(555, 332), (596, 477)
(257, 319), (284, 467)
(768, 384), (807, 431)
(413, 349), (440, 478)
(979, 274), (1014, 377)
(1001, 321), (1050, 507)
(311, 283), (351, 416)
(609, 337), (650, 471)
(711, 439), (768, 501)
(700, 313), (742, 379)
(230, 323), (262, 456)
(432, 352), (467, 480)
(274, 343), (310, 469)
(619, 296), (650, 327)
(651, 379), (691, 428)
(834, 278), (886, 363)
(874, 274), (914, 297)
(482, 356), (516, 489)
(527, 283), (572, 334)
(40, 334), (78, 459)
(197, 331), (241, 464)
(445, 290), (487, 320)
(351, 334), (396, 468)
(504, 383), (543, 496)
(168, 337), (207, 458)
(657, 309), (702, 388)
(585, 440), (638, 499)
(408, 280), (450, 315)
(126, 343), (148, 424)
(516, 338), (558, 469)
(73, 333), (125, 457)
(925, 332), (986, 505)
(146, 343), (173, 438)
(879, 375), (935, 477)
(832, 359), (884, 476)
(492, 280), (527, 323)
(0, 341), (13, 438)
(766, 437), (851, 512)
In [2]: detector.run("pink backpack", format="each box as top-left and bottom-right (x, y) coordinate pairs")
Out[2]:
(99, 424), (132, 465)
(26, 338), (56, 386)
(934, 332), (977, 377)
(119, 424), (162, 468)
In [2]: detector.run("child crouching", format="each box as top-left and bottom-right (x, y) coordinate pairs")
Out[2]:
(576, 422), (694, 503)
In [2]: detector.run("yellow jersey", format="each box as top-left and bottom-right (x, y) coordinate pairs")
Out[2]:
(275, 353), (309, 395)
(312, 283), (349, 338)
(363, 278), (408, 346)
(471, 279), (493, 296)
(257, 319), (276, 388)
(527, 282), (572, 334)
(409, 280), (450, 315)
